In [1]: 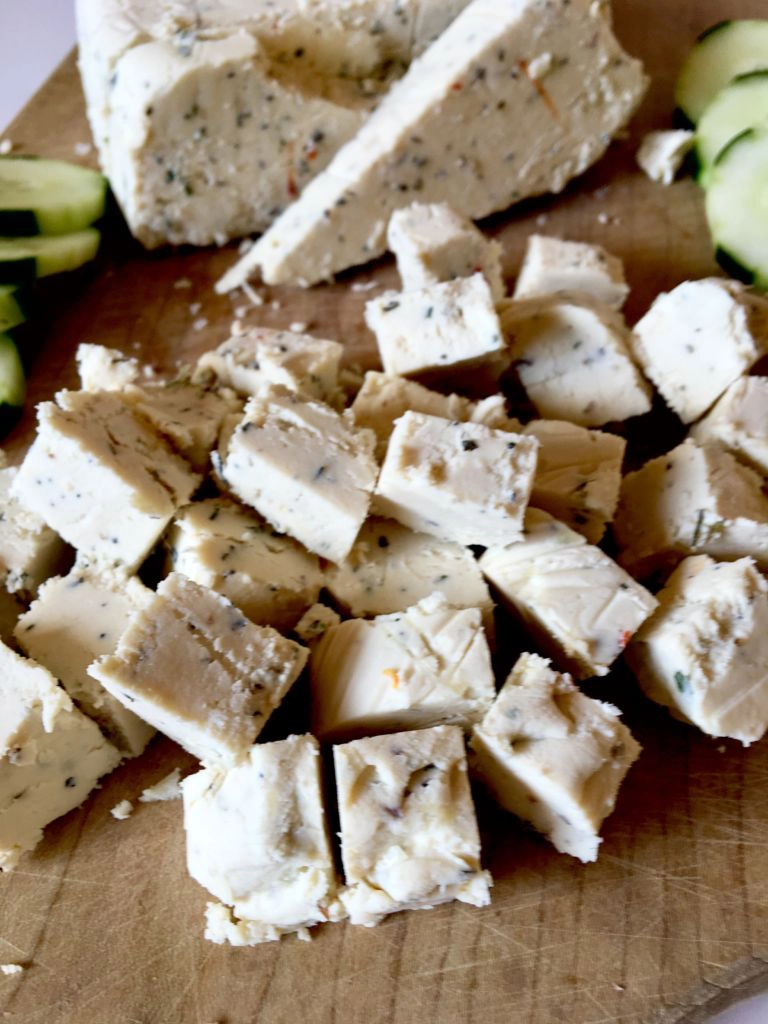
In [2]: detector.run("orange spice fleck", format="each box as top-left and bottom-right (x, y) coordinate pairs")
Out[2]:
(383, 668), (401, 689)
(517, 59), (561, 124)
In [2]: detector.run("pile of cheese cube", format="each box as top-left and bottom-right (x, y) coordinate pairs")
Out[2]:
(1, 201), (767, 945)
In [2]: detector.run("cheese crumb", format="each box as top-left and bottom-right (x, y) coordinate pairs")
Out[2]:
(173, 278), (192, 290)
(192, 317), (209, 332)
(189, 302), (202, 316)
(289, 321), (309, 333)
(238, 238), (254, 256)
(240, 281), (263, 307)
(0, 139), (13, 155)
(1, 964), (24, 976)
(73, 141), (93, 157)
(233, 306), (248, 319)
(139, 768), (183, 803)
(351, 280), (378, 293)
(110, 799), (134, 820)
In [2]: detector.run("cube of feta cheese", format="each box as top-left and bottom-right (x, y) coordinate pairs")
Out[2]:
(626, 556), (768, 745)
(0, 465), (67, 597)
(196, 326), (343, 405)
(614, 439), (768, 579)
(166, 497), (323, 631)
(387, 202), (505, 301)
(523, 419), (626, 543)
(499, 295), (652, 426)
(479, 510), (657, 679)
(375, 412), (538, 548)
(89, 573), (307, 767)
(14, 567), (155, 757)
(513, 234), (629, 309)
(690, 376), (768, 477)
(365, 274), (508, 385)
(636, 129), (694, 186)
(324, 516), (495, 637)
(216, 387), (378, 563)
(310, 592), (495, 741)
(76, 343), (142, 391)
(0, 640), (121, 871)
(334, 725), (491, 926)
(183, 734), (342, 945)
(470, 652), (640, 862)
(10, 391), (201, 574)
(630, 279), (768, 424)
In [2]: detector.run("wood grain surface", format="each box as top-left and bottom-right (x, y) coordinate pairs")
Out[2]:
(2, 3), (768, 1022)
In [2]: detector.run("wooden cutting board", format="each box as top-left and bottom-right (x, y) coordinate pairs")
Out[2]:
(2, 3), (768, 1022)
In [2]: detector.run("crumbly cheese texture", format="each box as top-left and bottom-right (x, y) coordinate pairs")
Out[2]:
(523, 419), (626, 543)
(499, 294), (652, 426)
(334, 725), (491, 926)
(218, 0), (646, 288)
(0, 466), (67, 597)
(470, 652), (640, 862)
(196, 326), (343, 405)
(626, 556), (768, 745)
(690, 376), (768, 477)
(166, 497), (323, 631)
(375, 411), (538, 548)
(636, 129), (694, 186)
(365, 274), (508, 385)
(184, 734), (342, 944)
(139, 767), (182, 803)
(349, 371), (515, 461)
(10, 390), (201, 574)
(387, 202), (505, 301)
(0, 640), (120, 871)
(76, 343), (142, 391)
(310, 592), (496, 741)
(216, 387), (378, 563)
(14, 567), (155, 757)
(324, 516), (495, 637)
(512, 234), (629, 309)
(614, 439), (768, 580)
(630, 279), (768, 424)
(89, 572), (307, 767)
(479, 510), (657, 679)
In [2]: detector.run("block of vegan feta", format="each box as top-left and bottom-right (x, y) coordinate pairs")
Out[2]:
(690, 376), (768, 477)
(218, 0), (646, 289)
(614, 439), (768, 579)
(0, 465), (67, 597)
(10, 391), (201, 574)
(470, 652), (640, 862)
(523, 419), (626, 543)
(216, 387), (378, 563)
(310, 592), (495, 741)
(76, 343), (142, 391)
(89, 573), (307, 767)
(324, 516), (495, 637)
(166, 497), (323, 631)
(349, 371), (517, 461)
(196, 326), (343, 405)
(0, 640), (121, 871)
(121, 378), (242, 472)
(512, 234), (629, 309)
(630, 279), (768, 424)
(636, 129), (694, 186)
(627, 556), (768, 745)
(14, 567), (154, 757)
(479, 510), (657, 679)
(334, 725), (491, 926)
(375, 412), (538, 548)
(365, 274), (508, 385)
(387, 202), (505, 301)
(499, 295), (652, 427)
(183, 734), (342, 945)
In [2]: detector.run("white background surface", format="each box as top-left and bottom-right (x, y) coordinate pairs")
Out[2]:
(1, 3), (768, 1023)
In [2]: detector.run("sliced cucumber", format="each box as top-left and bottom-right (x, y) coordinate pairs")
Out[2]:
(0, 157), (107, 236)
(0, 332), (25, 409)
(676, 20), (768, 125)
(0, 228), (100, 283)
(696, 71), (768, 182)
(0, 283), (32, 332)
(705, 125), (768, 289)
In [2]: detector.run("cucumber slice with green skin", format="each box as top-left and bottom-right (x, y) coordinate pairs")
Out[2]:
(0, 332), (25, 409)
(675, 20), (768, 125)
(0, 157), (107, 236)
(0, 228), (100, 283)
(705, 125), (768, 289)
(0, 283), (32, 332)
(696, 71), (768, 183)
